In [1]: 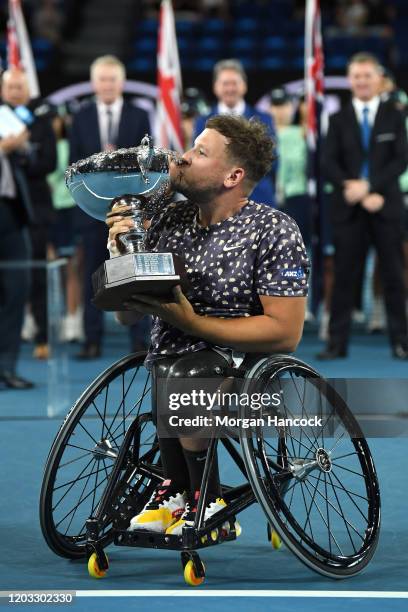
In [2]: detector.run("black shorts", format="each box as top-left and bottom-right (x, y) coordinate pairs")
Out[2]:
(151, 349), (267, 430)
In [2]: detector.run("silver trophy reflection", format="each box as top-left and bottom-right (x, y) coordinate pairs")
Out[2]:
(66, 135), (187, 310)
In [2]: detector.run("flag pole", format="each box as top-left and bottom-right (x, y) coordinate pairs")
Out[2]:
(305, 0), (325, 315)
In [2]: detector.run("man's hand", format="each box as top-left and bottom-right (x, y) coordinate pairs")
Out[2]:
(106, 203), (135, 254)
(361, 193), (384, 213)
(123, 286), (197, 332)
(343, 179), (370, 204)
(0, 129), (30, 154)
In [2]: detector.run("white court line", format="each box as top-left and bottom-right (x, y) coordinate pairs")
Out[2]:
(78, 590), (408, 598)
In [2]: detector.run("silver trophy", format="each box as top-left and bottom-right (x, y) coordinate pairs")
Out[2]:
(66, 135), (187, 311)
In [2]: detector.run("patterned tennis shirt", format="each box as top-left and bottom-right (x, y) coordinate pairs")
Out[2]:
(144, 199), (309, 368)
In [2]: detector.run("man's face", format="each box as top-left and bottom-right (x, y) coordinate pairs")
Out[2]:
(1, 71), (30, 106)
(270, 102), (293, 127)
(348, 61), (382, 102)
(213, 69), (247, 109)
(91, 64), (124, 104)
(170, 128), (234, 202)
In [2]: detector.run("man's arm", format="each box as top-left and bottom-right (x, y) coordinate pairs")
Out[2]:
(124, 288), (306, 354)
(19, 119), (57, 177)
(186, 295), (306, 353)
(370, 109), (408, 193)
(322, 114), (349, 188)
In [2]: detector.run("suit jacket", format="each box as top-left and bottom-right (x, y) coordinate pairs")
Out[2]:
(193, 103), (277, 206)
(0, 110), (57, 227)
(323, 100), (408, 223)
(69, 99), (151, 230)
(69, 99), (151, 163)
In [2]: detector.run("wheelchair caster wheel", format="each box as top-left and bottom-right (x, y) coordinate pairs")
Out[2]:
(210, 529), (218, 542)
(235, 521), (242, 537)
(271, 530), (282, 550)
(183, 560), (205, 586)
(87, 552), (109, 579)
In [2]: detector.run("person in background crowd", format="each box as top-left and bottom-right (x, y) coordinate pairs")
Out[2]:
(181, 87), (209, 149)
(48, 106), (83, 343)
(270, 88), (315, 322)
(317, 52), (408, 360)
(2, 69), (57, 361)
(193, 59), (277, 207)
(270, 88), (312, 246)
(0, 68), (55, 387)
(69, 55), (151, 360)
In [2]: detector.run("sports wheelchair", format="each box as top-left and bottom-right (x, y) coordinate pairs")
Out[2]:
(39, 351), (380, 586)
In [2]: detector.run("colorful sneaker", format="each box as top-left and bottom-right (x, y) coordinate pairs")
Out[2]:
(165, 491), (230, 536)
(128, 480), (186, 533)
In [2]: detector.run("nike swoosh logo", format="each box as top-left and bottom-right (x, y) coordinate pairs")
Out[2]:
(223, 243), (246, 251)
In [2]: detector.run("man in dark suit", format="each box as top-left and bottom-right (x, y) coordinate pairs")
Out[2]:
(0, 69), (56, 387)
(69, 55), (151, 359)
(193, 59), (276, 207)
(318, 52), (408, 360)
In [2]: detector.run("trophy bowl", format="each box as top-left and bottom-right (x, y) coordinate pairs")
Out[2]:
(66, 135), (187, 310)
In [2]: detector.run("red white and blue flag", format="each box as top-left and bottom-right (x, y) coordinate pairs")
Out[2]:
(305, 0), (324, 190)
(7, 0), (40, 98)
(156, 0), (183, 152)
(305, 0), (325, 310)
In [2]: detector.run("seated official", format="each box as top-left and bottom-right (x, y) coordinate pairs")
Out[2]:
(106, 115), (309, 535)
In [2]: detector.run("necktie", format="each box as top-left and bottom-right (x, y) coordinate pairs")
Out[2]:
(360, 106), (371, 179)
(106, 107), (114, 146)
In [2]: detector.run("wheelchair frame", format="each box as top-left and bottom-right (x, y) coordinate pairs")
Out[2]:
(40, 351), (381, 586)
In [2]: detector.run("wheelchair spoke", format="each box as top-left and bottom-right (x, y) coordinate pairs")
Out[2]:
(106, 367), (142, 440)
(77, 421), (99, 446)
(304, 479), (365, 542)
(332, 451), (359, 461)
(289, 373), (321, 451)
(65, 442), (114, 460)
(323, 474), (332, 556)
(302, 479), (344, 556)
(62, 461), (97, 536)
(90, 400), (120, 450)
(327, 473), (358, 554)
(307, 473), (369, 502)
(59, 451), (91, 469)
(109, 375), (151, 443)
(53, 457), (95, 512)
(53, 465), (108, 492)
(331, 462), (366, 478)
(329, 470), (368, 521)
(55, 471), (110, 532)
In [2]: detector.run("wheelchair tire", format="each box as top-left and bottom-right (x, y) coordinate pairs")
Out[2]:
(40, 352), (159, 559)
(239, 355), (380, 579)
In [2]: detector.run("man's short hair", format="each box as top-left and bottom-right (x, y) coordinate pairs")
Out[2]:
(347, 52), (382, 73)
(213, 59), (247, 84)
(90, 55), (126, 80)
(206, 115), (276, 189)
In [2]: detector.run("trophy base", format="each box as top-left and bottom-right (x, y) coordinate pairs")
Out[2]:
(92, 252), (186, 311)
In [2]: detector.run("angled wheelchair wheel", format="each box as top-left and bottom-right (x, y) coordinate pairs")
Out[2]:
(40, 352), (160, 559)
(239, 355), (381, 579)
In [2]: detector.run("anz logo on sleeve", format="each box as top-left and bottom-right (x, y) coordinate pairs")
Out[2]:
(279, 268), (305, 279)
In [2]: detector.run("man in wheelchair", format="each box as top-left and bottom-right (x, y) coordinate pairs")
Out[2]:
(106, 115), (309, 537)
